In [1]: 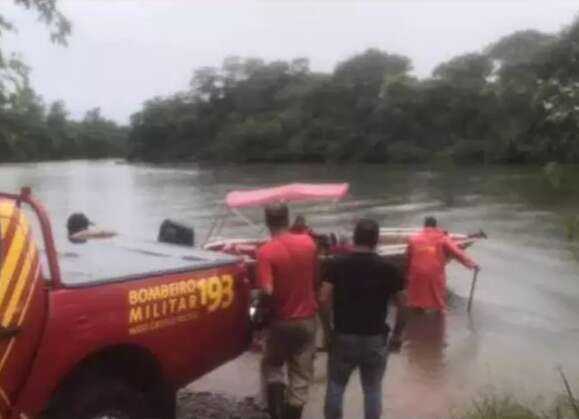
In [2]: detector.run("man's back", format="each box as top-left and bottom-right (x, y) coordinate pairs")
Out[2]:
(257, 232), (318, 320)
(328, 252), (403, 335)
(407, 228), (447, 277)
(408, 227), (476, 278)
(406, 226), (477, 310)
(321, 219), (407, 419)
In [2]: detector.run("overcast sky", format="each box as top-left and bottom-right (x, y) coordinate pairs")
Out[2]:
(3, 0), (578, 124)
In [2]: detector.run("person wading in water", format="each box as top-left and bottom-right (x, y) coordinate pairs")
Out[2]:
(66, 213), (117, 243)
(406, 216), (479, 312)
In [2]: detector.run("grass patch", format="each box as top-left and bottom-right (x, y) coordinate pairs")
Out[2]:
(455, 394), (579, 419)
(456, 396), (544, 419)
(456, 371), (579, 419)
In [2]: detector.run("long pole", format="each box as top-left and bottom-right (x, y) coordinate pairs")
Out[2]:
(467, 269), (479, 313)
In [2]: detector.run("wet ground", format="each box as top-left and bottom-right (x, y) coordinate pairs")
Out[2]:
(177, 389), (267, 419)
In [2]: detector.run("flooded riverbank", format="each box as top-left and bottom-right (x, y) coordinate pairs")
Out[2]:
(1, 160), (579, 418)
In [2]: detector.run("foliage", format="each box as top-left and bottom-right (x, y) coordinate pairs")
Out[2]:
(433, 53), (493, 90)
(125, 14), (579, 165)
(455, 370), (579, 419)
(0, 94), (127, 162)
(0, 1), (125, 162)
(0, 0), (71, 104)
(456, 374), (579, 419)
(457, 396), (545, 419)
(455, 395), (579, 419)
(4, 2), (579, 164)
(486, 30), (555, 66)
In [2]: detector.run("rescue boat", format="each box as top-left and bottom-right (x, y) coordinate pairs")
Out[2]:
(203, 183), (485, 268)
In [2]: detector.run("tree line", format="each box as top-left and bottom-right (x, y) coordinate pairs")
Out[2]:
(2, 1), (579, 165)
(0, 91), (127, 162)
(0, 0), (127, 163)
(128, 15), (579, 164)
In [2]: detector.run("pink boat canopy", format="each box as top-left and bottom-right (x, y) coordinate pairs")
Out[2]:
(225, 183), (349, 209)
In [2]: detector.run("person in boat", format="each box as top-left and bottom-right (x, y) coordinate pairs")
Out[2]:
(256, 203), (318, 419)
(291, 214), (333, 255)
(320, 218), (406, 419)
(290, 215), (310, 234)
(406, 216), (479, 312)
(66, 213), (117, 243)
(329, 233), (353, 255)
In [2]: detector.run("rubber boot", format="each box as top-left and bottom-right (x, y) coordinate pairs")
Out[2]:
(266, 383), (286, 419)
(284, 404), (304, 419)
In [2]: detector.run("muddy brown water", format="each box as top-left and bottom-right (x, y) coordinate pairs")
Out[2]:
(2, 160), (579, 418)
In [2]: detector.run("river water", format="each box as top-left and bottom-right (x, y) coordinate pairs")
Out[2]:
(1, 159), (579, 418)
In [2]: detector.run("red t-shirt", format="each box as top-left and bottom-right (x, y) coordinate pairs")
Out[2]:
(256, 232), (318, 321)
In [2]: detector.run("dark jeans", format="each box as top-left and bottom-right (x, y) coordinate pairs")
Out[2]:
(324, 333), (388, 419)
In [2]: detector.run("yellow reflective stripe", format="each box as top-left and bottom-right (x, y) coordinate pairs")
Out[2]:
(2, 245), (35, 327)
(0, 264), (40, 376)
(0, 221), (29, 309)
(0, 205), (13, 235)
(0, 202), (14, 219)
(17, 264), (39, 326)
(0, 218), (8, 235)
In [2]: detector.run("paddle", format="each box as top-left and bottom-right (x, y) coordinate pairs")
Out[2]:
(467, 268), (480, 313)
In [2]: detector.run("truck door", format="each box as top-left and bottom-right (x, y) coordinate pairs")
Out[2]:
(0, 202), (46, 418)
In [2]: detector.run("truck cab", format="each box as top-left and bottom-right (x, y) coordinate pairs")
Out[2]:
(0, 188), (252, 419)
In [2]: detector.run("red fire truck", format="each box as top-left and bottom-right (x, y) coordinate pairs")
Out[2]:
(0, 188), (251, 419)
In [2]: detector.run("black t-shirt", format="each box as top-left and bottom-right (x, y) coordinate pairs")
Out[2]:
(324, 252), (404, 336)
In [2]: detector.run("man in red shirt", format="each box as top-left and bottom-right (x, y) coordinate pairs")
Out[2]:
(406, 216), (480, 311)
(257, 204), (318, 419)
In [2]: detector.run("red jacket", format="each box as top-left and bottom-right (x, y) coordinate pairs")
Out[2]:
(406, 228), (476, 310)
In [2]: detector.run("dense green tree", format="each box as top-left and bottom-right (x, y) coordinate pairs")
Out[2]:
(0, 0), (126, 163)
(0, 0), (70, 104)
(3, 2), (579, 165)
(126, 14), (579, 166)
(487, 30), (555, 66)
(433, 53), (492, 90)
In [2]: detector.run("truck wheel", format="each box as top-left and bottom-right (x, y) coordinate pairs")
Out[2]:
(46, 378), (163, 419)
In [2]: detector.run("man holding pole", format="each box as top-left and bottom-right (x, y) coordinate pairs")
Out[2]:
(406, 216), (480, 312)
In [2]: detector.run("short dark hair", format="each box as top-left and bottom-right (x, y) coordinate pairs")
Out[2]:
(264, 204), (289, 230)
(353, 218), (379, 248)
(294, 215), (306, 225)
(67, 213), (91, 236)
(290, 214), (307, 233)
(424, 216), (437, 228)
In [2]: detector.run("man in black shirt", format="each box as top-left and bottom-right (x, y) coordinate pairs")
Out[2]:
(320, 218), (406, 419)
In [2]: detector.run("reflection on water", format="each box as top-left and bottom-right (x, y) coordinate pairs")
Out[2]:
(1, 160), (579, 418)
(395, 311), (450, 418)
(404, 311), (448, 382)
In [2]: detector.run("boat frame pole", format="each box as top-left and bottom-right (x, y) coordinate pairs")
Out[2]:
(231, 208), (260, 232)
(204, 207), (230, 245)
